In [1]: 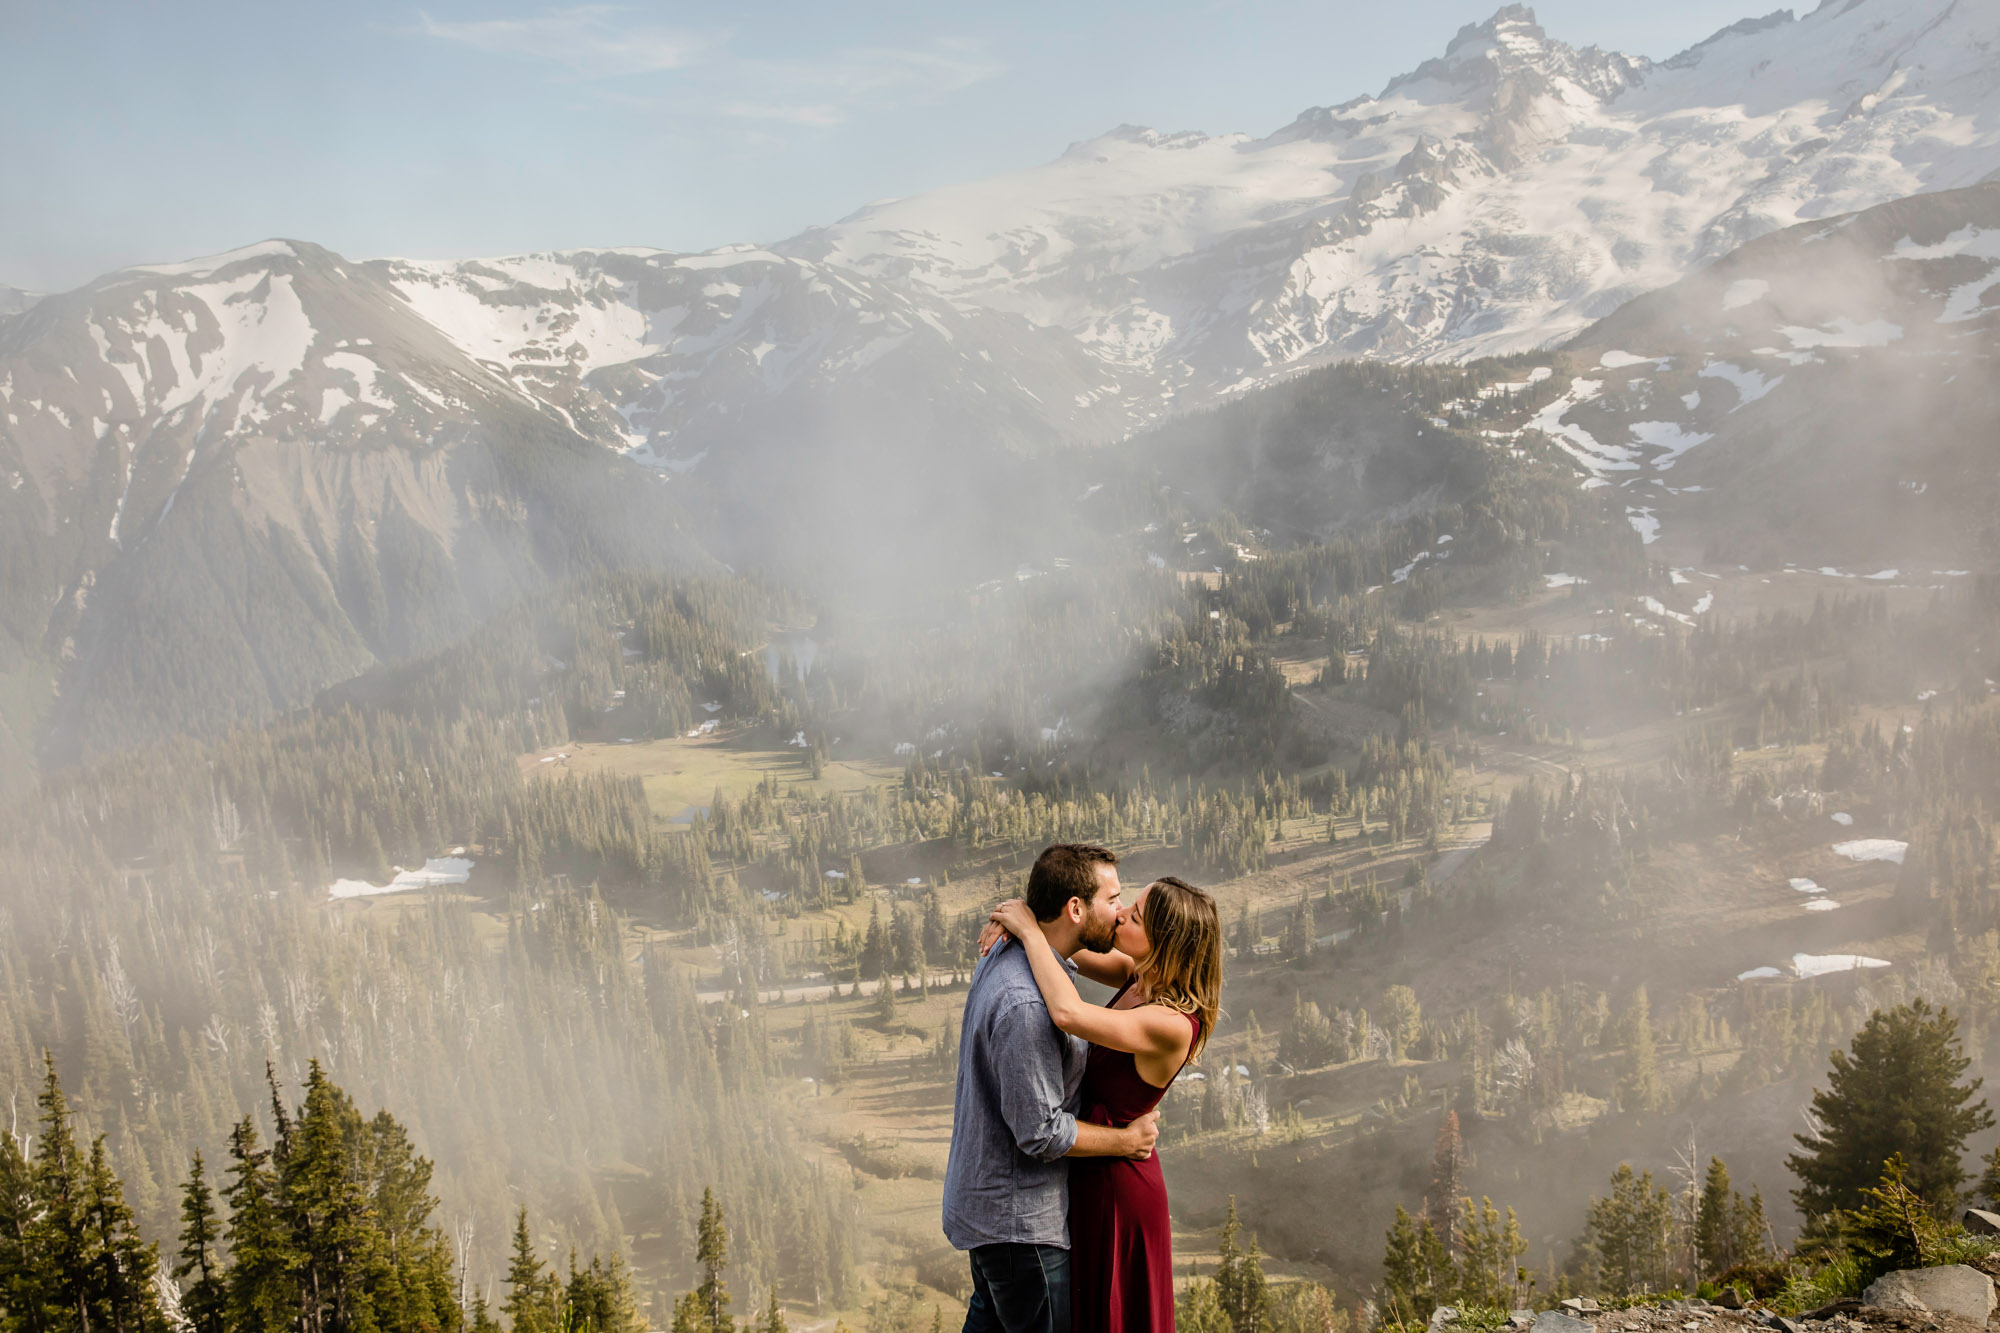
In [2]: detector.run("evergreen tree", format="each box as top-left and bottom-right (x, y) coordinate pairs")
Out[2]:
(1177, 1270), (1230, 1333)
(1693, 1158), (1735, 1281)
(82, 1135), (161, 1333)
(361, 1110), (460, 1333)
(1213, 1198), (1270, 1333)
(694, 1188), (732, 1333)
(1453, 1197), (1525, 1310)
(223, 1117), (298, 1333)
(757, 1287), (789, 1333)
(1787, 1001), (1994, 1218)
(0, 1125), (40, 1333)
(504, 1208), (558, 1333)
(1425, 1112), (1464, 1249)
(563, 1251), (642, 1333)
(1616, 989), (1666, 1115)
(174, 1153), (228, 1333)
(281, 1062), (384, 1333)
(1381, 1205), (1448, 1324)
(27, 1054), (97, 1333)
(469, 1294), (502, 1333)
(1576, 1164), (1674, 1297)
(1692, 1157), (1769, 1281)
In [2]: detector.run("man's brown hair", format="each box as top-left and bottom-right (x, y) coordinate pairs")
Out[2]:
(1024, 843), (1119, 922)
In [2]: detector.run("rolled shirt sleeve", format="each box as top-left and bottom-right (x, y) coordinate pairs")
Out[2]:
(990, 997), (1079, 1162)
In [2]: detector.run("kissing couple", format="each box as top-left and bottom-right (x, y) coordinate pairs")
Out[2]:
(942, 843), (1225, 1332)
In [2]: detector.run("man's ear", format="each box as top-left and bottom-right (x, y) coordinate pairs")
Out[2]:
(1065, 896), (1085, 925)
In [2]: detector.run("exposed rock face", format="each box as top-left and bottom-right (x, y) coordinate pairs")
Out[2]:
(1861, 1265), (1997, 1323)
(1962, 1207), (2000, 1236)
(1530, 1311), (1596, 1333)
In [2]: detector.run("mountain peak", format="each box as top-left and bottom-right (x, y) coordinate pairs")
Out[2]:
(1443, 5), (1547, 59)
(1378, 4), (1647, 121)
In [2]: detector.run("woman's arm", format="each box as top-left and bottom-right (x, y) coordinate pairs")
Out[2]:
(1068, 946), (1134, 989)
(982, 900), (1132, 987)
(990, 903), (1190, 1062)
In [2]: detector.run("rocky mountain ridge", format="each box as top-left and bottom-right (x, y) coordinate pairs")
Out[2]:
(3, 0), (1998, 767)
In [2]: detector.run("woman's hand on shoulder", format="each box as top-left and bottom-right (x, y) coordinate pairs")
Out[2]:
(989, 897), (1040, 942)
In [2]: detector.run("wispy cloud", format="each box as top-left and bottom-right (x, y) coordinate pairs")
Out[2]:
(415, 7), (1001, 126)
(722, 43), (1005, 126)
(417, 6), (707, 78)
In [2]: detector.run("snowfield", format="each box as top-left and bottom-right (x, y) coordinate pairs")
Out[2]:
(1833, 839), (1908, 864)
(329, 856), (474, 900)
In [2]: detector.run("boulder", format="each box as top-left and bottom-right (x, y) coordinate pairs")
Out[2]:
(1531, 1312), (1596, 1333)
(1428, 1307), (1460, 1333)
(1862, 1264), (1997, 1322)
(1964, 1207), (2000, 1236)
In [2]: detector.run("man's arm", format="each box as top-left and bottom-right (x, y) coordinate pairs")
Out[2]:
(1068, 1112), (1159, 1162)
(990, 999), (1079, 1162)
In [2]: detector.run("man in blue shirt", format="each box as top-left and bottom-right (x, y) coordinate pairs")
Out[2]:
(942, 844), (1160, 1333)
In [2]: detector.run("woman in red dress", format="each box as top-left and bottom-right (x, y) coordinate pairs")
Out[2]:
(991, 876), (1224, 1333)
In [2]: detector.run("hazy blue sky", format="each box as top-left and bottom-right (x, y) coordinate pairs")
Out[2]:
(4, 0), (1770, 291)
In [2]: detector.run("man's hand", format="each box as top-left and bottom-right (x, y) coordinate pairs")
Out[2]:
(1122, 1110), (1160, 1161)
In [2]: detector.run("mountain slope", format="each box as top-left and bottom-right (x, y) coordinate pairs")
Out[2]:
(6, 0), (2000, 767)
(0, 241), (706, 761)
(1542, 182), (2000, 569)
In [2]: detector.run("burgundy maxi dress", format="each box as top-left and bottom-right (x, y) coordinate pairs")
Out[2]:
(1069, 983), (1200, 1333)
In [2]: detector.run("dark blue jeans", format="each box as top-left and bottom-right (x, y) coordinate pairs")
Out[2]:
(963, 1242), (1071, 1333)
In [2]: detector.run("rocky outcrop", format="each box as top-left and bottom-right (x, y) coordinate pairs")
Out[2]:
(1861, 1266), (1996, 1323)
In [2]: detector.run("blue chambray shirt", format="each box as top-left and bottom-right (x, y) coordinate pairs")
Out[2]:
(941, 939), (1089, 1250)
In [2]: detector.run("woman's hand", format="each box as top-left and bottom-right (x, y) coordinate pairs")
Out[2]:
(990, 897), (1041, 942)
(976, 918), (1005, 957)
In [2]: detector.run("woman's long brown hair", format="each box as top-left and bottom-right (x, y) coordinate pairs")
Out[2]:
(1136, 875), (1222, 1059)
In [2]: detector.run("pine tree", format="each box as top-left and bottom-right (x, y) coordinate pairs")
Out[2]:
(223, 1116), (298, 1333)
(27, 1053), (98, 1333)
(1214, 1198), (1270, 1333)
(469, 1294), (502, 1333)
(873, 974), (899, 1028)
(758, 1286), (789, 1333)
(565, 1252), (642, 1333)
(1737, 1186), (1772, 1268)
(82, 1135), (161, 1333)
(1578, 1164), (1674, 1297)
(175, 1152), (228, 1333)
(1425, 1112), (1465, 1249)
(1693, 1158), (1736, 1281)
(1787, 1000), (1994, 1218)
(281, 1061), (383, 1333)
(0, 1124), (43, 1333)
(364, 1110), (461, 1333)
(1383, 1204), (1450, 1324)
(694, 1188), (732, 1333)
(504, 1208), (558, 1333)
(1454, 1197), (1525, 1309)
(1178, 1269), (1230, 1333)
(1616, 989), (1666, 1114)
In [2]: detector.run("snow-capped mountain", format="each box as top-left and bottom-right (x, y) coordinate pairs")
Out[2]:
(1542, 181), (2000, 569)
(791, 0), (1999, 398)
(0, 240), (706, 760)
(4, 0), (2000, 763)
